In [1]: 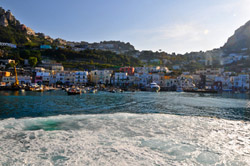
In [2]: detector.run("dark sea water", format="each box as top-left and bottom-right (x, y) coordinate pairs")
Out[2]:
(0, 91), (250, 165)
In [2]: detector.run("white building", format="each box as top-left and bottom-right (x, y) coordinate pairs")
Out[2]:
(0, 42), (17, 48)
(54, 72), (66, 84)
(138, 73), (152, 86)
(164, 78), (178, 88)
(64, 72), (75, 85)
(35, 71), (50, 84)
(151, 74), (161, 84)
(232, 75), (250, 90)
(214, 76), (233, 91)
(1, 76), (15, 85)
(75, 71), (88, 85)
(177, 75), (195, 89)
(18, 76), (32, 85)
(90, 70), (112, 84)
(114, 72), (128, 86)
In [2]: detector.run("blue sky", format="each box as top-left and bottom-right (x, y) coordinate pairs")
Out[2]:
(1, 0), (250, 53)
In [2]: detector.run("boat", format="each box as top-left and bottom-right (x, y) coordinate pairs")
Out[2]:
(81, 89), (87, 94)
(19, 89), (25, 92)
(89, 89), (97, 93)
(67, 88), (81, 95)
(147, 82), (160, 92)
(47, 87), (56, 92)
(32, 86), (44, 92)
(176, 87), (184, 92)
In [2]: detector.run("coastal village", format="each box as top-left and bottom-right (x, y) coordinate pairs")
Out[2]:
(0, 7), (250, 93)
(0, 45), (249, 93)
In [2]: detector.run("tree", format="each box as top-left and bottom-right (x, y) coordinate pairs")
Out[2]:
(20, 50), (31, 59)
(31, 50), (42, 62)
(28, 57), (37, 67)
(57, 53), (66, 61)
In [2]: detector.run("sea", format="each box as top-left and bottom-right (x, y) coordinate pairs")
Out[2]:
(0, 90), (249, 166)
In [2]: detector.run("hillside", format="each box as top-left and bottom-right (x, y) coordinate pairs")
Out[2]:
(0, 6), (250, 72)
(0, 7), (142, 69)
(0, 7), (52, 46)
(223, 20), (250, 51)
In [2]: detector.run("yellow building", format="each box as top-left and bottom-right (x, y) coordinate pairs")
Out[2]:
(90, 70), (113, 84)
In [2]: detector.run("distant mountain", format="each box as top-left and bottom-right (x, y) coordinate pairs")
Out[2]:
(223, 20), (250, 51)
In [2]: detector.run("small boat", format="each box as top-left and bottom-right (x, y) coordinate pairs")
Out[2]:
(81, 89), (87, 94)
(109, 89), (116, 93)
(147, 82), (160, 92)
(90, 89), (97, 93)
(176, 87), (184, 92)
(33, 87), (44, 92)
(67, 88), (81, 95)
(19, 89), (25, 92)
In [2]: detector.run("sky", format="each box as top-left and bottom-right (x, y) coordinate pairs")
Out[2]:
(1, 0), (250, 53)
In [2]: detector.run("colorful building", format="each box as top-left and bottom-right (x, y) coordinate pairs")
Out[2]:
(90, 70), (112, 84)
(120, 67), (135, 76)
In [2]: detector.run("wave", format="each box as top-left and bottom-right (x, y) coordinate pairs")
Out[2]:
(0, 113), (249, 165)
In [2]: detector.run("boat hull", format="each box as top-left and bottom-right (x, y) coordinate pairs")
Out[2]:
(67, 92), (81, 95)
(146, 87), (160, 92)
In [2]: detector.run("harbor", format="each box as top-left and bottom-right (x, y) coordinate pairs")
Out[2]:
(1, 1), (250, 165)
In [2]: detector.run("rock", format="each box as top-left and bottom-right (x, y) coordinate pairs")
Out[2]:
(6, 10), (16, 23)
(26, 27), (35, 36)
(0, 7), (5, 15)
(223, 20), (250, 51)
(0, 15), (8, 27)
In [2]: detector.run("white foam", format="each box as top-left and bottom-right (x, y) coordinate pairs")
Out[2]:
(0, 113), (250, 165)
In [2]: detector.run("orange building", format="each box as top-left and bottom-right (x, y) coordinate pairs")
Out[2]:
(0, 71), (11, 77)
(0, 71), (11, 82)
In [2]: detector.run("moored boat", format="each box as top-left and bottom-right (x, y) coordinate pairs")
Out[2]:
(176, 87), (184, 92)
(147, 82), (160, 92)
(32, 86), (44, 92)
(89, 89), (97, 93)
(67, 88), (81, 95)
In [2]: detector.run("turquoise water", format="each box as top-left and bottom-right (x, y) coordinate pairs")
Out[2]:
(0, 91), (250, 165)
(0, 91), (250, 120)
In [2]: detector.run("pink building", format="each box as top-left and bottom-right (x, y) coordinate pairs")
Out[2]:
(120, 67), (135, 76)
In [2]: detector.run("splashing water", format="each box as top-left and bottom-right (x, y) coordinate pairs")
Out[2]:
(0, 91), (250, 165)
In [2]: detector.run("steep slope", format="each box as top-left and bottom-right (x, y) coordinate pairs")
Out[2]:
(223, 20), (250, 51)
(0, 7), (53, 46)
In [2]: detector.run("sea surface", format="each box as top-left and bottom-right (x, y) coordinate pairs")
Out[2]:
(0, 90), (250, 165)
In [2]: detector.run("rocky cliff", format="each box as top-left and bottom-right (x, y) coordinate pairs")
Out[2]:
(223, 20), (250, 51)
(0, 7), (35, 35)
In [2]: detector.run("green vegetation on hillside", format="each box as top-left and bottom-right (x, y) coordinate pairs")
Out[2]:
(0, 21), (51, 46)
(1, 47), (142, 69)
(43, 48), (141, 67)
(0, 22), (27, 44)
